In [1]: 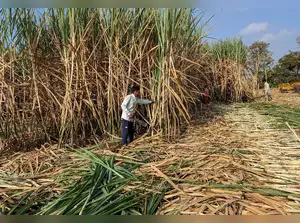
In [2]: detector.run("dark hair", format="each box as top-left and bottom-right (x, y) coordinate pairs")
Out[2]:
(131, 85), (140, 92)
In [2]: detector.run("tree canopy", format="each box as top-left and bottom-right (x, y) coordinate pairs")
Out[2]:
(269, 51), (300, 85)
(267, 36), (300, 86)
(247, 41), (273, 88)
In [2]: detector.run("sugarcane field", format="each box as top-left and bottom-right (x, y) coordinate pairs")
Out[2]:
(1, 8), (300, 215)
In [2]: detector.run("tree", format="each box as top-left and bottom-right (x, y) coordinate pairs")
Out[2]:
(248, 41), (274, 91)
(269, 51), (300, 85)
(269, 37), (300, 86)
(278, 51), (300, 74)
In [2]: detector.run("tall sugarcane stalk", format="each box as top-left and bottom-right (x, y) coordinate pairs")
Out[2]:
(0, 8), (250, 148)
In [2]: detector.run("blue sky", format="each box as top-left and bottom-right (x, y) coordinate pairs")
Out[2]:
(201, 0), (300, 62)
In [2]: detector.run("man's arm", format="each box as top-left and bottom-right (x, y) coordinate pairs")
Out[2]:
(136, 98), (153, 105)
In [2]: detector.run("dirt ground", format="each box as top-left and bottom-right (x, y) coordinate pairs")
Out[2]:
(256, 88), (300, 108)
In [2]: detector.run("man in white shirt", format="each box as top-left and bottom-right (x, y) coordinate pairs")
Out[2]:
(121, 85), (153, 145)
(264, 79), (272, 101)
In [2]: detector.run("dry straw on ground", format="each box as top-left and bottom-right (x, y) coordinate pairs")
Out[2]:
(1, 102), (299, 215)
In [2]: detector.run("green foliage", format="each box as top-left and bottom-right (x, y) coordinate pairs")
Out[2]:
(268, 51), (300, 86)
(5, 150), (168, 215)
(205, 37), (248, 65)
(248, 41), (273, 66)
(278, 51), (300, 74)
(245, 103), (300, 129)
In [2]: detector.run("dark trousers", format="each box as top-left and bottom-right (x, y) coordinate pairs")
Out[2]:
(121, 119), (134, 145)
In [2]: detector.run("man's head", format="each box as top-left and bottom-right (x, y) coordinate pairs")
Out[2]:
(131, 85), (140, 97)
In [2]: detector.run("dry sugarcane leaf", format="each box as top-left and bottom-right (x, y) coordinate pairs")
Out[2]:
(150, 165), (186, 195)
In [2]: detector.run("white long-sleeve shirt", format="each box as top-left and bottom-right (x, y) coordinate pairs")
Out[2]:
(264, 82), (270, 93)
(121, 94), (152, 122)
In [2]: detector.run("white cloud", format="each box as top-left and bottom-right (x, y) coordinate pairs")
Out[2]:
(261, 29), (293, 42)
(261, 33), (276, 42)
(277, 29), (293, 37)
(239, 22), (269, 35)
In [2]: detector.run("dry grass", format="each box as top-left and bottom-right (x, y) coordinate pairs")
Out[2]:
(1, 100), (299, 215)
(254, 88), (300, 108)
(269, 89), (300, 108)
(123, 104), (300, 215)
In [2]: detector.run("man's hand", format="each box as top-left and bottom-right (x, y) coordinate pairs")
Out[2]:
(128, 114), (134, 118)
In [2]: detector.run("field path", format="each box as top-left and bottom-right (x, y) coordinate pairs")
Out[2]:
(131, 102), (300, 215)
